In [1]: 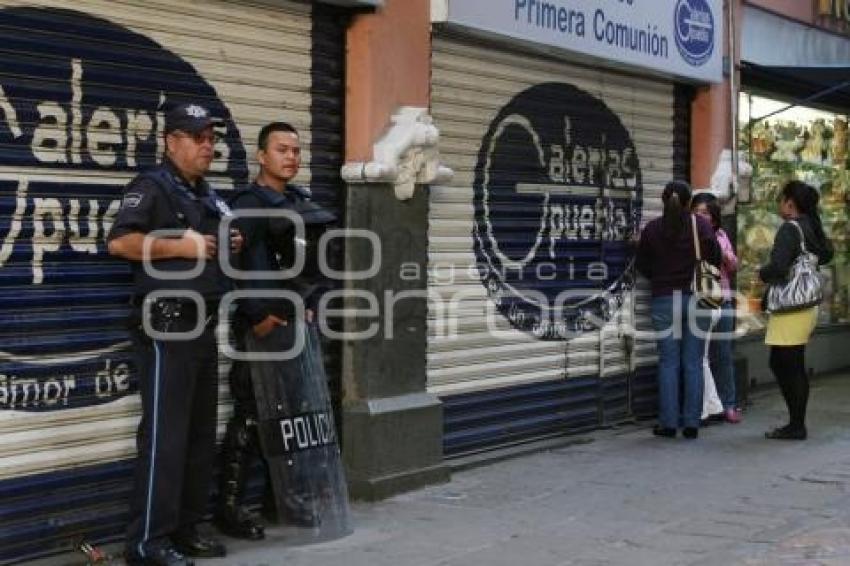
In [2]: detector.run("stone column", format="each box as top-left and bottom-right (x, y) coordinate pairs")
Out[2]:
(340, 0), (451, 500)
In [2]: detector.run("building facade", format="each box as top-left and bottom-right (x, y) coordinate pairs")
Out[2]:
(691, 0), (850, 385)
(0, 0), (847, 562)
(0, 0), (354, 561)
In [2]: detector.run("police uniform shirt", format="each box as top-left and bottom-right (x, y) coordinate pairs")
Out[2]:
(108, 159), (229, 300)
(230, 182), (334, 326)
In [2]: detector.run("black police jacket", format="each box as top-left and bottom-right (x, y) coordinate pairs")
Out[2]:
(229, 182), (335, 327)
(108, 159), (233, 300)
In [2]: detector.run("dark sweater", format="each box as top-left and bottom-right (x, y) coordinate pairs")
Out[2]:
(759, 214), (834, 285)
(635, 213), (721, 297)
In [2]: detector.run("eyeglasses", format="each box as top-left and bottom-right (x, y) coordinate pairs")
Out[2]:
(172, 131), (221, 145)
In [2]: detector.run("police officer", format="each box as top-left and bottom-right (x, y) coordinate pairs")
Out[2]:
(215, 122), (334, 539)
(108, 103), (240, 566)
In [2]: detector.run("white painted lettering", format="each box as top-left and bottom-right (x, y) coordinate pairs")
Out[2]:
(31, 102), (68, 163)
(125, 110), (154, 168)
(113, 363), (130, 393)
(86, 107), (121, 166)
(32, 197), (63, 284)
(43, 379), (63, 406)
(0, 84), (22, 138)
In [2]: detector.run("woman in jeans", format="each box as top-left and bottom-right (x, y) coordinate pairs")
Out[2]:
(760, 181), (833, 440)
(636, 181), (720, 439)
(691, 193), (741, 424)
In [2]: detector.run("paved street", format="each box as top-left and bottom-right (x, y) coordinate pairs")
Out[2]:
(39, 372), (850, 566)
(206, 372), (850, 566)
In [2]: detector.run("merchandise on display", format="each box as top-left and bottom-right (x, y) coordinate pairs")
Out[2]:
(738, 93), (850, 327)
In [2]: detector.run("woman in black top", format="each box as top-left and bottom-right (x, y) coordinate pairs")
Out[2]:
(760, 181), (834, 440)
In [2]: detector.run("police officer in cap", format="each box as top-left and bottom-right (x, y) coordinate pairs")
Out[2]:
(108, 102), (241, 566)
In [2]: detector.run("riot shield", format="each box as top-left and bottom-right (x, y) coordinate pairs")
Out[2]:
(245, 321), (352, 543)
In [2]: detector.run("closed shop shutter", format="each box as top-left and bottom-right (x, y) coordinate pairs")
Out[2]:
(429, 33), (680, 455)
(0, 1), (344, 561)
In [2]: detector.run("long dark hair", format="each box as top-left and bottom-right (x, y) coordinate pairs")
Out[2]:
(690, 192), (721, 231)
(661, 180), (692, 237)
(782, 180), (827, 243)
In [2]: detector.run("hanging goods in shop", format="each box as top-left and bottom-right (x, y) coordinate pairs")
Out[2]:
(765, 221), (824, 313)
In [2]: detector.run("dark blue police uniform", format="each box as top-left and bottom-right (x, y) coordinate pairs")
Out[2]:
(215, 181), (334, 538)
(108, 158), (232, 562)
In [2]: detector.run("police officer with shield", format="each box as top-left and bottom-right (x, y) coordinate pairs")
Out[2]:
(215, 122), (350, 542)
(108, 103), (240, 566)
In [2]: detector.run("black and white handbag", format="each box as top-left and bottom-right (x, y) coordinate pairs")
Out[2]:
(690, 215), (723, 309)
(764, 220), (824, 314)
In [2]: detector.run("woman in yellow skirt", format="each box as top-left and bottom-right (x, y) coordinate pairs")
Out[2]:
(760, 181), (834, 440)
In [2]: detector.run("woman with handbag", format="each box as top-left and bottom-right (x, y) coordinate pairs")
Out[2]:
(691, 193), (742, 424)
(760, 181), (834, 440)
(636, 181), (721, 439)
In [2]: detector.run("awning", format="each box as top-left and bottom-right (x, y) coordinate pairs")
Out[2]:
(741, 62), (850, 110)
(742, 6), (850, 68)
(741, 6), (850, 111)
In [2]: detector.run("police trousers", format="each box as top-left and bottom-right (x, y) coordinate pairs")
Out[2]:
(126, 323), (218, 554)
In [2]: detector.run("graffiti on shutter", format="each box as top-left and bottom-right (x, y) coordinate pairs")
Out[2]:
(0, 7), (247, 412)
(472, 82), (642, 341)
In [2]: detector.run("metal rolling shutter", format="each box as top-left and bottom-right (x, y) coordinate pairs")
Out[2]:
(0, 1), (344, 562)
(630, 84), (693, 417)
(429, 34), (675, 454)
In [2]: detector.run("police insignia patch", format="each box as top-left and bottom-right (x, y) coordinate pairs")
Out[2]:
(122, 192), (143, 208)
(185, 104), (208, 118)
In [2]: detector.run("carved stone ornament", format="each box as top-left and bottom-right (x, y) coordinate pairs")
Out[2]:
(341, 106), (454, 200)
(709, 148), (753, 201)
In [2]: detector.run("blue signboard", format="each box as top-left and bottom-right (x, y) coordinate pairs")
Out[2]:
(441, 0), (723, 83)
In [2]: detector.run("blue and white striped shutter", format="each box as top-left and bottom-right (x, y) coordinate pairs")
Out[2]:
(428, 33), (679, 455)
(0, 1), (344, 562)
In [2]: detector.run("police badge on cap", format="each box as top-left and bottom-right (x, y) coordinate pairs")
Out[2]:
(165, 102), (224, 134)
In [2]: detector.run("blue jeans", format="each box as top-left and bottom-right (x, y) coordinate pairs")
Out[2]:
(709, 300), (736, 409)
(650, 293), (712, 429)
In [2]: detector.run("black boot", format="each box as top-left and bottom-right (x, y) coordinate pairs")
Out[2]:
(214, 415), (265, 540)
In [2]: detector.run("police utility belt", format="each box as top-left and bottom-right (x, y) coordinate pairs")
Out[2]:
(132, 296), (218, 334)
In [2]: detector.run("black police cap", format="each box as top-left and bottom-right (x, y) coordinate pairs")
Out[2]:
(164, 103), (224, 134)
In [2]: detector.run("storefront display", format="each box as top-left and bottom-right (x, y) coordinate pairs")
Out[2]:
(738, 93), (850, 325)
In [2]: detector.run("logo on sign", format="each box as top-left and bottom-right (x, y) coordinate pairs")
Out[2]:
(674, 0), (715, 66)
(0, 7), (247, 410)
(472, 83), (642, 340)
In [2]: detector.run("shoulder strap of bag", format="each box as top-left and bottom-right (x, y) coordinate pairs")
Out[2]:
(691, 214), (702, 261)
(788, 220), (807, 253)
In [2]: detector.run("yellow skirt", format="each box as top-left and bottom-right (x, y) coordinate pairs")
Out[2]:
(765, 307), (818, 346)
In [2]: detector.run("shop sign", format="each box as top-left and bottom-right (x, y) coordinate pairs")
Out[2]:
(473, 83), (641, 340)
(0, 7), (247, 411)
(439, 0), (723, 83)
